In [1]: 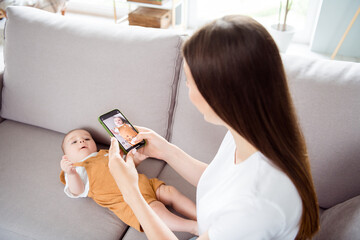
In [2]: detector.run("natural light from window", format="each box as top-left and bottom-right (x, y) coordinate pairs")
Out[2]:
(67, 0), (320, 44)
(196, 0), (313, 43)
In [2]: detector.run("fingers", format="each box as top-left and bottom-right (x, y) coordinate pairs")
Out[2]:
(60, 156), (70, 167)
(69, 166), (77, 174)
(131, 148), (148, 161)
(125, 152), (135, 167)
(133, 131), (152, 144)
(110, 137), (124, 155)
(119, 148), (125, 156)
(60, 158), (75, 174)
(109, 137), (121, 159)
(134, 126), (151, 132)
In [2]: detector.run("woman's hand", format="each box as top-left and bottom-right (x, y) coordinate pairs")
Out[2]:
(108, 137), (140, 203)
(134, 127), (207, 188)
(109, 138), (178, 240)
(132, 126), (173, 161)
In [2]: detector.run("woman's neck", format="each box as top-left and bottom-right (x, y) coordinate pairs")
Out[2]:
(229, 128), (258, 164)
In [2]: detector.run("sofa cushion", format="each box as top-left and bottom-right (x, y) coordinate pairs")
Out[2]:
(0, 120), (129, 239)
(313, 195), (360, 240)
(0, 120), (165, 239)
(1, 6), (183, 144)
(283, 55), (360, 208)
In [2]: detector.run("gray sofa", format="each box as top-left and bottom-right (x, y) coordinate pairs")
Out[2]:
(0, 6), (359, 240)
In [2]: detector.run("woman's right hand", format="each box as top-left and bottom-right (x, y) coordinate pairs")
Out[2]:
(132, 126), (173, 161)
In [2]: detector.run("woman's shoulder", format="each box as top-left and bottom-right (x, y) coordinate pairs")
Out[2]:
(212, 131), (236, 160)
(255, 153), (300, 197)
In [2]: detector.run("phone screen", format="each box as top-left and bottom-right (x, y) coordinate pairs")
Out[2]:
(99, 109), (145, 153)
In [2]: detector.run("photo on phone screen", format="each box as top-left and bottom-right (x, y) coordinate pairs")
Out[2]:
(99, 109), (145, 153)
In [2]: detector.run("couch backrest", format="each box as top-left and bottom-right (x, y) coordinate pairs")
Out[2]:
(283, 55), (360, 209)
(1, 6), (183, 144)
(170, 54), (360, 209)
(171, 54), (360, 209)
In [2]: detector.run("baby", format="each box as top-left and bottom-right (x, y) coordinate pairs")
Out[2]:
(111, 116), (137, 146)
(60, 129), (198, 235)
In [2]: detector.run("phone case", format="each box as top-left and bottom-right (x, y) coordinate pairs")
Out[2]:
(98, 109), (145, 154)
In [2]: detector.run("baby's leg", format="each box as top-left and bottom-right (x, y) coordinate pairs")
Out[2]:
(156, 185), (197, 221)
(149, 200), (198, 235)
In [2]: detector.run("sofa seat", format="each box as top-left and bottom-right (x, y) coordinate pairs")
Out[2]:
(0, 120), (129, 239)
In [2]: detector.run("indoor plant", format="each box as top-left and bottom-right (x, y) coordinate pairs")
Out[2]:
(269, 0), (295, 52)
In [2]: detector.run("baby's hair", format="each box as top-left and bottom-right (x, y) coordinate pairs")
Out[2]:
(61, 128), (92, 153)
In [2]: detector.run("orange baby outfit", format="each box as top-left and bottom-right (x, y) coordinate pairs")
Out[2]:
(60, 150), (164, 231)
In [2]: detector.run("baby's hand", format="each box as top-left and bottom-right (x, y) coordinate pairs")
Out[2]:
(60, 155), (77, 175)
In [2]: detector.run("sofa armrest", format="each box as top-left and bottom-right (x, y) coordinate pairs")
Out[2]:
(314, 195), (360, 240)
(0, 71), (3, 123)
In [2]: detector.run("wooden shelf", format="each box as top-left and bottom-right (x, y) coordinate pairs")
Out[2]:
(127, 0), (174, 9)
(113, 0), (187, 29)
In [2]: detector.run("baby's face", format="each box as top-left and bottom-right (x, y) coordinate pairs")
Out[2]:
(114, 117), (124, 126)
(63, 130), (97, 163)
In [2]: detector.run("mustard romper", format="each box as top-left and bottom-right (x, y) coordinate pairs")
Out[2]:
(60, 150), (164, 232)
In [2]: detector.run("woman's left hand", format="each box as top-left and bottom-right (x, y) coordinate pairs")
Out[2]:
(108, 137), (140, 203)
(109, 139), (180, 240)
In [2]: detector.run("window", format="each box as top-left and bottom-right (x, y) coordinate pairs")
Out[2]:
(191, 0), (321, 44)
(67, 0), (128, 18)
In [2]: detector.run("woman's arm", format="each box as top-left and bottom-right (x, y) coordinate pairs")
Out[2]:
(109, 137), (209, 239)
(163, 143), (208, 187)
(133, 127), (207, 187)
(108, 138), (177, 240)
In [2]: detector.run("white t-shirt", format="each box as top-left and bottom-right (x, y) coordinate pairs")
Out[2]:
(197, 131), (302, 240)
(64, 151), (108, 198)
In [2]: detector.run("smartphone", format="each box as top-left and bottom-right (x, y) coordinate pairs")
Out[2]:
(98, 109), (145, 154)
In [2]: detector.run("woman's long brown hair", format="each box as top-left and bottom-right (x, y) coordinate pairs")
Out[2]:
(182, 15), (319, 239)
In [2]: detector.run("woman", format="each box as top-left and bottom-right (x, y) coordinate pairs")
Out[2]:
(108, 15), (319, 240)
